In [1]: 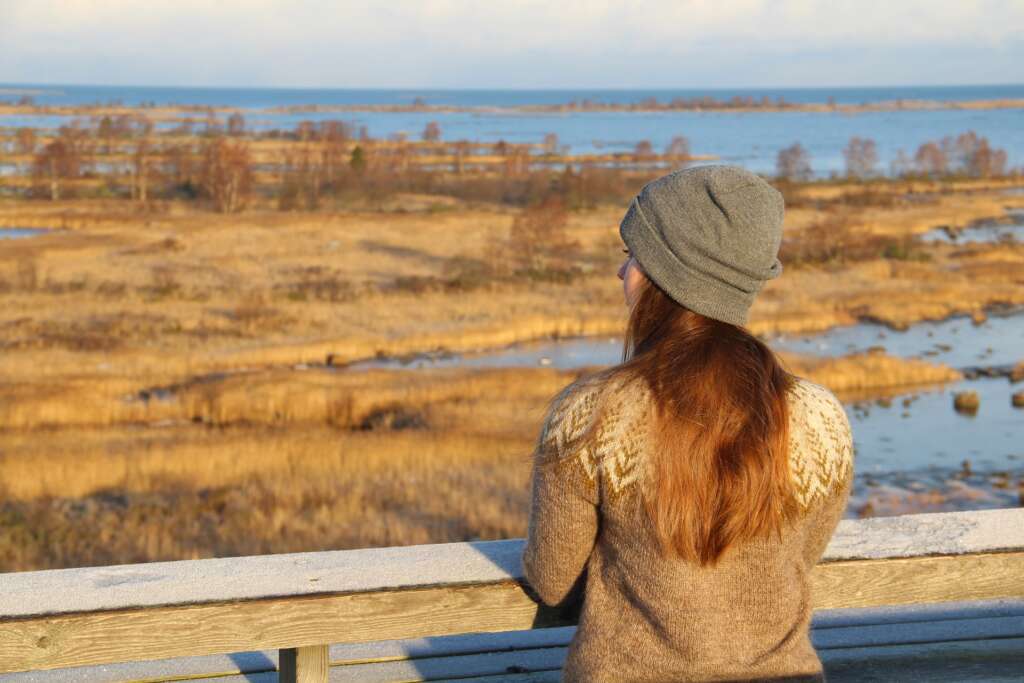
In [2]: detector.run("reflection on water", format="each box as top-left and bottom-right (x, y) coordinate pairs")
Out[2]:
(347, 316), (1023, 506)
(920, 209), (1024, 245)
(769, 308), (1024, 368)
(847, 377), (1021, 473)
(346, 336), (623, 371)
(352, 308), (1024, 371)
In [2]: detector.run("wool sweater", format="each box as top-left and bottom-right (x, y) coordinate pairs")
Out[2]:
(522, 372), (854, 683)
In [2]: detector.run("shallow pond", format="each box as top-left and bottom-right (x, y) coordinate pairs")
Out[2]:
(0, 227), (50, 240)
(347, 314), (1024, 510)
(351, 308), (1024, 371)
(848, 377), (1021, 474)
(768, 308), (1024, 368)
(920, 209), (1024, 245)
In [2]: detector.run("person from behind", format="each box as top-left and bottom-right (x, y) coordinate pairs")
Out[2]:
(522, 165), (854, 682)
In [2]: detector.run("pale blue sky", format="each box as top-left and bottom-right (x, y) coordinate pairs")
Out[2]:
(1, 0), (1022, 88)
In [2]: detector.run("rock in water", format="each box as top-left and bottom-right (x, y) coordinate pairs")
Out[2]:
(1012, 362), (1024, 383)
(953, 391), (980, 415)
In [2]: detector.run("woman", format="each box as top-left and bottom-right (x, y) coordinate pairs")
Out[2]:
(522, 165), (854, 682)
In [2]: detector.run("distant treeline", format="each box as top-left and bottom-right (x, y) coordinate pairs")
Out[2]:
(0, 111), (1017, 214)
(0, 114), (696, 212)
(775, 131), (1010, 182)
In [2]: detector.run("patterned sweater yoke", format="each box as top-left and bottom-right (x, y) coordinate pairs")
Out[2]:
(523, 373), (855, 682)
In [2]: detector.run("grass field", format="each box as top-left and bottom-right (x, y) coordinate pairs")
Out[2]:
(1, 176), (1022, 570)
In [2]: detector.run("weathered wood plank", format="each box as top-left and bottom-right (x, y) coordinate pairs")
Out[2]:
(810, 552), (1024, 609)
(3, 509), (1020, 620)
(280, 644), (328, 683)
(1, 552), (1022, 674)
(0, 582), (541, 674)
(5, 603), (1022, 682)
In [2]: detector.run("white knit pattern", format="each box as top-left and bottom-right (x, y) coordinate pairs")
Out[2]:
(541, 375), (853, 507)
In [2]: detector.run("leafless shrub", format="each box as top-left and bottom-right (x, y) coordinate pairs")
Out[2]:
(422, 121), (442, 142)
(843, 137), (878, 179)
(508, 196), (580, 278)
(665, 136), (691, 162)
(776, 142), (813, 181)
(199, 138), (252, 213)
(633, 140), (655, 162)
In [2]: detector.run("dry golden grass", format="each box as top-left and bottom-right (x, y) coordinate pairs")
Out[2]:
(0, 352), (963, 572)
(0, 182), (1018, 571)
(0, 354), (957, 504)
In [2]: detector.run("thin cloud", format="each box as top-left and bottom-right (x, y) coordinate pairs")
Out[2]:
(1, 0), (1021, 87)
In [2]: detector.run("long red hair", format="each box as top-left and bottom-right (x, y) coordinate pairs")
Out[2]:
(617, 277), (797, 566)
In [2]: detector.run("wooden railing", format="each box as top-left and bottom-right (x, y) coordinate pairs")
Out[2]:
(1, 508), (1022, 682)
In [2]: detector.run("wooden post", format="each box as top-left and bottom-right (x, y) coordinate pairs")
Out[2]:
(279, 644), (328, 683)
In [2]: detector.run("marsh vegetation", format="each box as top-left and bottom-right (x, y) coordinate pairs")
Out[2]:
(1, 106), (1023, 571)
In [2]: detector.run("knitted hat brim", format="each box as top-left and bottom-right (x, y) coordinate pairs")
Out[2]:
(619, 197), (757, 327)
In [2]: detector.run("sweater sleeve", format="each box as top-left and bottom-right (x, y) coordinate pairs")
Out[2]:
(788, 379), (856, 568)
(522, 382), (600, 606)
(802, 475), (852, 568)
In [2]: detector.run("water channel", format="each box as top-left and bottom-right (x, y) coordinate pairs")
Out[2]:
(921, 209), (1024, 245)
(0, 227), (50, 240)
(347, 310), (1024, 513)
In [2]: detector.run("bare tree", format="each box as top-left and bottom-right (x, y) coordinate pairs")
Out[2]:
(543, 133), (559, 155)
(165, 143), (199, 196)
(969, 143), (1007, 178)
(503, 146), (529, 177)
(889, 149), (913, 178)
(665, 136), (691, 162)
(508, 196), (576, 274)
(320, 121), (349, 190)
(775, 142), (813, 181)
(953, 131), (1007, 177)
(294, 121), (315, 142)
(130, 137), (157, 203)
(200, 138), (253, 213)
(422, 121), (442, 142)
(31, 126), (87, 200)
(14, 128), (36, 155)
(227, 113), (246, 137)
(633, 140), (655, 162)
(914, 142), (948, 177)
(452, 140), (470, 174)
(95, 116), (115, 154)
(843, 137), (878, 178)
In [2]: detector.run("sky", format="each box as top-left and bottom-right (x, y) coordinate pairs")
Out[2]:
(1, 0), (1022, 89)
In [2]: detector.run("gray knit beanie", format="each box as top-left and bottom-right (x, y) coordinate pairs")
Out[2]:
(619, 165), (784, 326)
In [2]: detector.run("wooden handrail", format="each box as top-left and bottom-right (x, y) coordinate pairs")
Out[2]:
(1, 508), (1022, 682)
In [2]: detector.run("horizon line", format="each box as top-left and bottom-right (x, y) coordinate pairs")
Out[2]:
(2, 81), (1024, 93)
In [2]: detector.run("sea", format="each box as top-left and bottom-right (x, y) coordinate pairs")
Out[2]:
(2, 83), (1023, 177)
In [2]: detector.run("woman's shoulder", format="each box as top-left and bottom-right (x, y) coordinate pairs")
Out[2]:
(785, 376), (855, 510)
(537, 370), (651, 489)
(542, 368), (643, 432)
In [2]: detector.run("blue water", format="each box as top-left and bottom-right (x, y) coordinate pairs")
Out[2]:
(921, 209), (1024, 245)
(352, 309), (1024, 372)
(5, 83), (1024, 108)
(2, 84), (1023, 176)
(0, 227), (49, 239)
(769, 309), (1024, 368)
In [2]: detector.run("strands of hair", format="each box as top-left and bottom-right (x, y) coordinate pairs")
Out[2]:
(618, 278), (798, 566)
